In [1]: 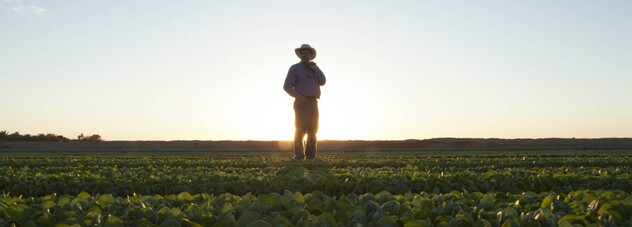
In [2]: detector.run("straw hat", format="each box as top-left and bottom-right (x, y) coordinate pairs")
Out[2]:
(294, 44), (316, 60)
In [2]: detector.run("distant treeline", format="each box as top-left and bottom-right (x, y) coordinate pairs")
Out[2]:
(0, 131), (102, 142)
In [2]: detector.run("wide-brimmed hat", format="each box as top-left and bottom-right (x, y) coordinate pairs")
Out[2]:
(295, 44), (316, 60)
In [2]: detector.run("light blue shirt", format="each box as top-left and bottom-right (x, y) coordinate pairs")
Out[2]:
(284, 62), (326, 98)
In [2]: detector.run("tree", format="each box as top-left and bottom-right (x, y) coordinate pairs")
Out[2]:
(8, 132), (20, 141)
(0, 131), (70, 141)
(77, 133), (102, 141)
(87, 134), (102, 141)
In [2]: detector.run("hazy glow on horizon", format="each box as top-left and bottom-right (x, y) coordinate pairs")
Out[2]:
(1, 1), (631, 140)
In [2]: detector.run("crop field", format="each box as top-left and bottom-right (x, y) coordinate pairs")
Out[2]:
(0, 150), (631, 226)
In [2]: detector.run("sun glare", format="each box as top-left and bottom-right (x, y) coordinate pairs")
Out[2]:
(231, 74), (373, 141)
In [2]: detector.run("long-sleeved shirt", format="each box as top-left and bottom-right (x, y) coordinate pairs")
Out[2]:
(284, 62), (326, 98)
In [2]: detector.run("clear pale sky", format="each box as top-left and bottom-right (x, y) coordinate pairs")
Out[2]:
(1, 1), (631, 140)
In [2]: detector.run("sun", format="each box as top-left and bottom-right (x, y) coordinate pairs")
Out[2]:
(225, 63), (376, 141)
(231, 92), (371, 141)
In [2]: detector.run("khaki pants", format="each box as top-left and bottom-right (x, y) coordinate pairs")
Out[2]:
(293, 99), (319, 159)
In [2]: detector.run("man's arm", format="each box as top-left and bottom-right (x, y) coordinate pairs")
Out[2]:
(309, 62), (326, 86)
(314, 67), (326, 86)
(283, 66), (301, 97)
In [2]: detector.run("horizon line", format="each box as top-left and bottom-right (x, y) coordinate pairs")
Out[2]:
(4, 137), (629, 142)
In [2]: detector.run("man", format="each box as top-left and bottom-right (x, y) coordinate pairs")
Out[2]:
(283, 44), (326, 160)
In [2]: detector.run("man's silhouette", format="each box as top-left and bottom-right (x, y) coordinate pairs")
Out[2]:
(283, 44), (326, 160)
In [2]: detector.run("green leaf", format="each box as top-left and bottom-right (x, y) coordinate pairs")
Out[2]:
(434, 215), (451, 224)
(316, 213), (338, 227)
(280, 195), (291, 209)
(58, 196), (71, 207)
(5, 206), (25, 220)
(258, 194), (276, 206)
(136, 218), (153, 227)
(541, 195), (555, 209)
(597, 201), (620, 215)
(104, 215), (124, 227)
(42, 201), (56, 209)
(476, 219), (493, 227)
(184, 218), (202, 227)
(501, 219), (520, 227)
(376, 216), (398, 227)
(177, 192), (194, 202)
(404, 219), (428, 227)
(557, 219), (573, 227)
(170, 208), (187, 219)
(381, 201), (401, 215)
(157, 207), (171, 215)
(23, 220), (38, 227)
(77, 192), (91, 199)
(159, 220), (181, 227)
(97, 194), (115, 207)
(221, 203), (233, 215)
(236, 211), (260, 226)
(291, 209), (310, 224)
(365, 200), (382, 216)
(271, 215), (293, 226)
(246, 220), (272, 227)
(558, 215), (589, 226)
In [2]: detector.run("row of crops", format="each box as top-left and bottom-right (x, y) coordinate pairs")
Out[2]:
(1, 152), (631, 226)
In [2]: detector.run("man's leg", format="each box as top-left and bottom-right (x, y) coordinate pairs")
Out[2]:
(305, 100), (319, 159)
(293, 100), (309, 160)
(293, 130), (306, 160)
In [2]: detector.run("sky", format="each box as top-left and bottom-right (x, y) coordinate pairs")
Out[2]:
(1, 1), (631, 141)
